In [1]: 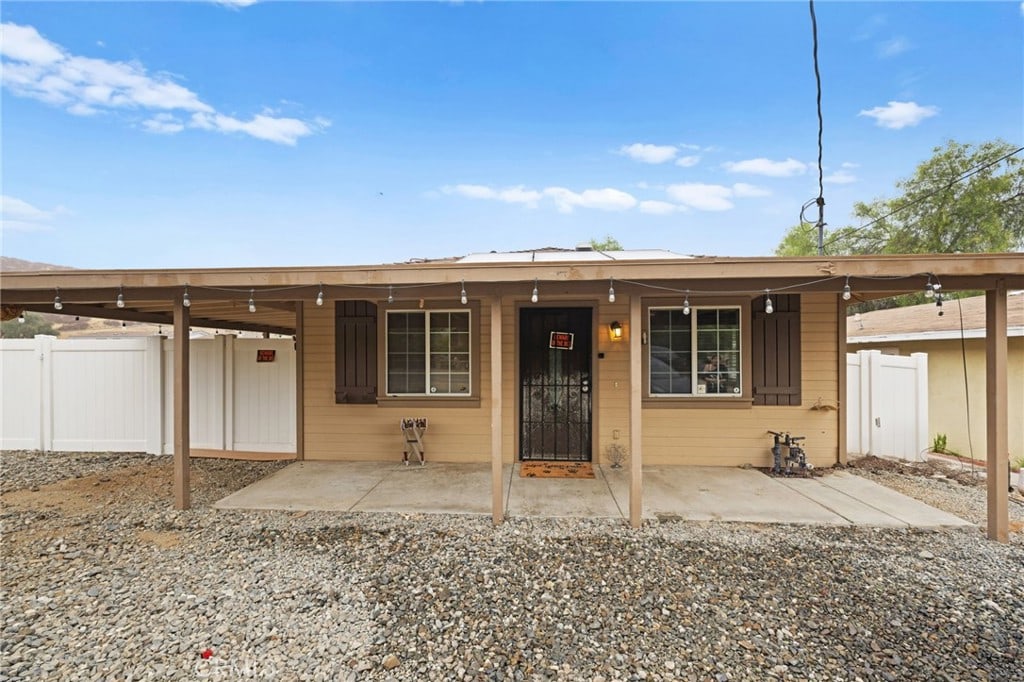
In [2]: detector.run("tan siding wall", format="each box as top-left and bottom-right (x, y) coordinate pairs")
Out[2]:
(303, 302), (494, 463)
(640, 293), (840, 467)
(303, 292), (843, 468)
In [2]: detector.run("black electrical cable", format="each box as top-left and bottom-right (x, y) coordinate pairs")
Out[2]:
(809, 0), (824, 205)
(821, 145), (1024, 252)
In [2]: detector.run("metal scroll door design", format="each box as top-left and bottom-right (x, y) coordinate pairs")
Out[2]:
(519, 308), (592, 461)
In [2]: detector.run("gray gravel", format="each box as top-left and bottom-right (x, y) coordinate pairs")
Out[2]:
(2, 451), (1023, 682)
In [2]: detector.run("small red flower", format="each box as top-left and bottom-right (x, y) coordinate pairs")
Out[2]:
(200, 648), (214, 660)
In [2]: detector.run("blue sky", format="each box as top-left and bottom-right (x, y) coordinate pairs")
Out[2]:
(1, 1), (1021, 269)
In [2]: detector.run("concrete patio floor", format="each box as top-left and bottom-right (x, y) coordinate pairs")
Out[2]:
(214, 461), (974, 529)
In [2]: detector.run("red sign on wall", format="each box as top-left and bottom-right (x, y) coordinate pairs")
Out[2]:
(256, 349), (276, 362)
(549, 331), (574, 350)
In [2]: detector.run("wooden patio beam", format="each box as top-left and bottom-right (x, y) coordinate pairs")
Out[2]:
(985, 281), (1009, 542)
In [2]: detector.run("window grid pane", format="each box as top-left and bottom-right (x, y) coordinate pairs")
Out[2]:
(649, 306), (741, 397)
(387, 310), (471, 396)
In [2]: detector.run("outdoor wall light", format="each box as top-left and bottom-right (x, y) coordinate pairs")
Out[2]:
(609, 320), (623, 341)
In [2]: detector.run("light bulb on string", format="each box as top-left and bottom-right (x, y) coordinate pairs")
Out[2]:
(460, 280), (468, 305)
(182, 285), (191, 308)
(54, 289), (63, 311)
(316, 284), (324, 307)
(682, 290), (691, 316)
(842, 276), (852, 301)
(924, 277), (934, 298)
(248, 289), (256, 313)
(387, 286), (394, 304)
(531, 279), (539, 304)
(17, 313), (25, 324)
(608, 278), (615, 303)
(764, 290), (774, 315)
(116, 287), (125, 309)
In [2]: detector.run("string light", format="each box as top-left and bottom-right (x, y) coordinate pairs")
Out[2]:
(387, 286), (394, 304)
(54, 288), (63, 311)
(924, 276), (934, 298)
(460, 280), (468, 305)
(764, 289), (774, 315)
(316, 284), (324, 307)
(116, 286), (125, 309)
(17, 313), (25, 324)
(683, 290), (691, 315)
(182, 285), (191, 308)
(531, 279), (539, 304)
(608, 278), (616, 303)
(248, 289), (256, 313)
(842, 276), (851, 301)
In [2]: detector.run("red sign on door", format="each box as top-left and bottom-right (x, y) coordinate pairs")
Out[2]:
(549, 331), (574, 350)
(256, 349), (276, 362)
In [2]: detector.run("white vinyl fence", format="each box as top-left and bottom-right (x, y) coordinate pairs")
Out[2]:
(846, 349), (928, 461)
(1, 335), (295, 455)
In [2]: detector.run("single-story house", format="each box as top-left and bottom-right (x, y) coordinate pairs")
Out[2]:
(2, 248), (1021, 540)
(847, 290), (1024, 463)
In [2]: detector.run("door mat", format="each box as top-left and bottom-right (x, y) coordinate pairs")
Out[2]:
(519, 462), (595, 479)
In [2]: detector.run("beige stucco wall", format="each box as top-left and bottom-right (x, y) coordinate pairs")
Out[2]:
(303, 292), (842, 468)
(850, 337), (1023, 462)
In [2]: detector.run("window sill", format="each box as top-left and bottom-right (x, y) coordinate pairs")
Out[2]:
(642, 396), (754, 409)
(377, 396), (481, 409)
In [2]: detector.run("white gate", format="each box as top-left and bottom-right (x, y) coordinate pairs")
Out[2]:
(846, 349), (929, 461)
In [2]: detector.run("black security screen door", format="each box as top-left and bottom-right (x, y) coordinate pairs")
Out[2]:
(519, 308), (593, 461)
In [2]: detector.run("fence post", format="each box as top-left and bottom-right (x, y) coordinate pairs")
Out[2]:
(223, 334), (235, 451)
(911, 352), (929, 461)
(37, 335), (55, 453)
(858, 350), (876, 456)
(144, 335), (164, 456)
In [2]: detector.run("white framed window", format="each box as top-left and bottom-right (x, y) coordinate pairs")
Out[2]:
(648, 306), (741, 397)
(386, 310), (472, 396)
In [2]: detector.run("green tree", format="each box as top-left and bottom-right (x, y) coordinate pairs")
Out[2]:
(0, 312), (58, 338)
(775, 139), (1023, 256)
(590, 235), (623, 251)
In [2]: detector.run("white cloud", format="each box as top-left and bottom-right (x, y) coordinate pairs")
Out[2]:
(544, 187), (637, 213)
(678, 143), (702, 151)
(859, 100), (938, 129)
(722, 157), (807, 177)
(638, 200), (681, 215)
(731, 183), (771, 198)
(824, 171), (858, 185)
(877, 37), (911, 58)
(142, 113), (185, 134)
(675, 155), (700, 168)
(618, 143), (678, 164)
(442, 183), (636, 213)
(213, 0), (260, 6)
(0, 22), (327, 145)
(665, 183), (734, 211)
(0, 195), (63, 232)
(841, 161), (860, 169)
(441, 184), (542, 207)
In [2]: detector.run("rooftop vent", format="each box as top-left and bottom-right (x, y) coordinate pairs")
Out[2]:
(575, 243), (594, 252)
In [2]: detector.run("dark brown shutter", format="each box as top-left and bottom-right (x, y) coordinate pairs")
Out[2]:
(751, 294), (801, 406)
(335, 301), (377, 404)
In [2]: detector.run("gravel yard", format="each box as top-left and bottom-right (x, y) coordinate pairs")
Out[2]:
(2, 451), (1022, 682)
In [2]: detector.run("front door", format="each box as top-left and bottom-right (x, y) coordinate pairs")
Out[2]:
(519, 308), (593, 461)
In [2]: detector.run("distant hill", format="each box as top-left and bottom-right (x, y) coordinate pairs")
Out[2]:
(0, 256), (74, 272)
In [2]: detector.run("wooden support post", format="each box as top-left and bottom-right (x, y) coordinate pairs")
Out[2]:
(629, 294), (643, 528)
(295, 301), (305, 461)
(490, 296), (504, 525)
(836, 295), (848, 465)
(173, 297), (191, 510)
(985, 282), (1009, 542)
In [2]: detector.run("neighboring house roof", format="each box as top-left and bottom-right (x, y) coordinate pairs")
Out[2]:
(847, 290), (1024, 343)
